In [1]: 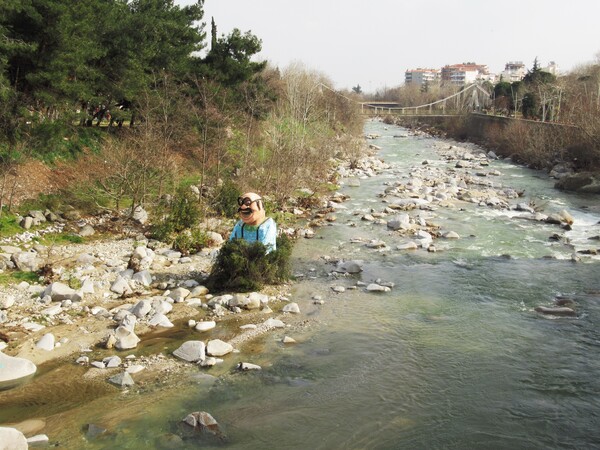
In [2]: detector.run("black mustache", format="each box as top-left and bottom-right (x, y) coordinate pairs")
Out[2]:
(238, 207), (253, 213)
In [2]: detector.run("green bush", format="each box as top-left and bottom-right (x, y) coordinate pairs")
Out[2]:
(28, 121), (103, 162)
(210, 178), (241, 218)
(151, 188), (202, 242)
(173, 227), (209, 255)
(206, 234), (292, 292)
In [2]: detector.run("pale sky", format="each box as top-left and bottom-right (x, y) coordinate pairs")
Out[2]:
(177, 0), (600, 92)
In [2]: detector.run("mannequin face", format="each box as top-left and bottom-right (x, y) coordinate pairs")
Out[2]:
(237, 192), (265, 226)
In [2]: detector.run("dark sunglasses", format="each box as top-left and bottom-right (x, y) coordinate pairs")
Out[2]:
(237, 196), (261, 207)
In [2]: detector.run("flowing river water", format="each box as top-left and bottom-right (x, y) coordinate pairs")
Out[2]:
(3, 120), (600, 449)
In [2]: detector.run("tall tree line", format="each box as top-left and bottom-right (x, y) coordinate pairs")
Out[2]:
(0, 0), (364, 214)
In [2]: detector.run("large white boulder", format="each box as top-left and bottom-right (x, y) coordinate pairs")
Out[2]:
(43, 282), (81, 302)
(0, 352), (37, 390)
(0, 427), (28, 449)
(114, 326), (140, 350)
(206, 339), (233, 357)
(173, 341), (206, 363)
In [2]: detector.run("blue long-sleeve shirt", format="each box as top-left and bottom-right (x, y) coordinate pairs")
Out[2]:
(229, 217), (277, 253)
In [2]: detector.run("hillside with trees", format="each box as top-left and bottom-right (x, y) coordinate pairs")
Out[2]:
(0, 0), (363, 229)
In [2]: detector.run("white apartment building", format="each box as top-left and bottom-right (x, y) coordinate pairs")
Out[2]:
(441, 63), (490, 85)
(543, 61), (560, 75)
(500, 61), (527, 82)
(405, 68), (440, 86)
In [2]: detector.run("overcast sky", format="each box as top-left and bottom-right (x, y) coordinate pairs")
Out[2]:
(177, 0), (600, 92)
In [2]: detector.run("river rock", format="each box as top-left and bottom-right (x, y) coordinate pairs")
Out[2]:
(335, 260), (363, 274)
(414, 230), (433, 247)
(114, 326), (140, 350)
(263, 318), (285, 328)
(148, 313), (173, 328)
(195, 321), (216, 332)
(248, 292), (269, 308)
(206, 339), (233, 357)
(41, 304), (62, 316)
(0, 352), (37, 389)
(131, 270), (152, 287)
(152, 298), (173, 315)
(282, 302), (300, 314)
(534, 306), (577, 317)
(174, 341), (206, 363)
(19, 216), (33, 229)
(40, 281), (75, 302)
(182, 411), (222, 436)
(0, 295), (15, 309)
(387, 214), (411, 231)
(555, 172), (600, 193)
(442, 231), (460, 239)
(515, 203), (535, 214)
(0, 427), (28, 449)
(103, 356), (121, 368)
(206, 231), (224, 246)
(190, 285), (209, 297)
(85, 423), (107, 439)
(11, 251), (42, 272)
(78, 224), (95, 237)
(282, 336), (296, 344)
(168, 287), (190, 303)
(557, 210), (574, 225)
(36, 333), (55, 351)
(397, 241), (418, 250)
(120, 313), (137, 332)
(131, 300), (152, 318)
(366, 283), (391, 292)
(26, 434), (49, 447)
(237, 362), (261, 371)
(108, 371), (134, 387)
(126, 365), (145, 374)
(132, 206), (148, 224)
(110, 277), (133, 296)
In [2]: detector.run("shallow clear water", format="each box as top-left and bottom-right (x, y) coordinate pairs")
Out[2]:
(2, 121), (600, 449)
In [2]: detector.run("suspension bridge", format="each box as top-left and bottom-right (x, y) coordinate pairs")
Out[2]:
(361, 83), (493, 117)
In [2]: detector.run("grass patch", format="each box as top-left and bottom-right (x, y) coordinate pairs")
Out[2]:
(0, 214), (23, 238)
(0, 270), (40, 286)
(38, 233), (84, 246)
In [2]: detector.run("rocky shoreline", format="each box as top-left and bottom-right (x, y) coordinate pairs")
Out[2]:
(1, 121), (599, 447)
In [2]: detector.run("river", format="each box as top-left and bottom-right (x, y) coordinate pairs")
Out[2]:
(3, 120), (600, 449)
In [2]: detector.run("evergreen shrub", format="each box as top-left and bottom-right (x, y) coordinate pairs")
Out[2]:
(206, 234), (292, 292)
(151, 188), (202, 242)
(211, 179), (241, 218)
(173, 228), (209, 255)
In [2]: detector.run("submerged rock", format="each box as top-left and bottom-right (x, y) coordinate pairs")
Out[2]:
(534, 306), (577, 317)
(334, 260), (363, 274)
(182, 411), (224, 438)
(237, 362), (261, 371)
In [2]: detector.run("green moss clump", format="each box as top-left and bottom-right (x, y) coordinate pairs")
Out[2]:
(206, 234), (293, 293)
